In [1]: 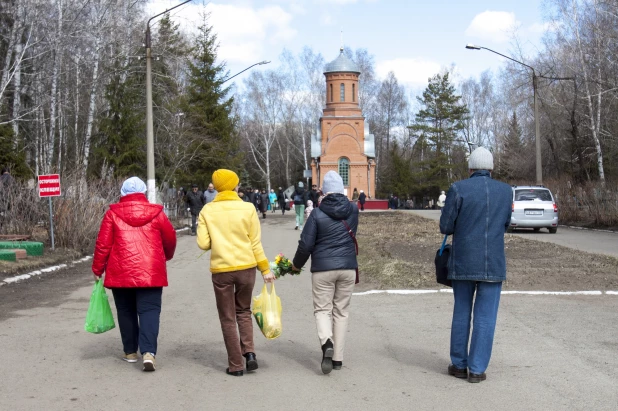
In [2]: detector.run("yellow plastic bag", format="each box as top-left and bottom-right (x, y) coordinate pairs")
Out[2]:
(252, 283), (282, 340)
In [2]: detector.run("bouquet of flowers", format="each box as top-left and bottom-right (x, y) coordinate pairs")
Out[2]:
(269, 253), (301, 279)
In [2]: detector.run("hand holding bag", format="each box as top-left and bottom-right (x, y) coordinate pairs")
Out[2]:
(252, 283), (282, 340)
(84, 280), (116, 333)
(435, 235), (452, 287)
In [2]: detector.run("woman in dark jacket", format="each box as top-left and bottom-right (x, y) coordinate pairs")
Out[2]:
(277, 188), (287, 215)
(292, 171), (359, 374)
(358, 190), (367, 211)
(259, 189), (270, 219)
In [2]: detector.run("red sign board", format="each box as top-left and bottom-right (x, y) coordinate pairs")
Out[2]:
(38, 174), (61, 197)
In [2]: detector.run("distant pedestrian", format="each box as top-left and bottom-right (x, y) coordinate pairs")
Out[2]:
(92, 177), (177, 372)
(309, 184), (320, 205)
(277, 187), (287, 215)
(259, 189), (270, 219)
(203, 183), (218, 204)
(358, 190), (366, 211)
(293, 182), (307, 230)
(253, 189), (261, 212)
(440, 147), (512, 383)
(292, 171), (359, 374)
(269, 189), (277, 213)
(185, 184), (204, 235)
(197, 169), (275, 377)
(352, 188), (359, 201)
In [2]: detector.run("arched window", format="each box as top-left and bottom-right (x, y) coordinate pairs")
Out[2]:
(340, 83), (345, 102)
(338, 157), (350, 186)
(330, 84), (333, 102)
(352, 83), (355, 102)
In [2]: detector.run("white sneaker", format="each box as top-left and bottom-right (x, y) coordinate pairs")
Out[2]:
(143, 352), (156, 372)
(299, 225), (303, 230)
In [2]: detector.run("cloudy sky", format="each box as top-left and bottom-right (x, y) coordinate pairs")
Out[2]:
(147, 0), (547, 90)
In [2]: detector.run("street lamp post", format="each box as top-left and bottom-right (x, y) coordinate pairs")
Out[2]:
(222, 61), (270, 84)
(145, 0), (193, 203)
(465, 44), (542, 185)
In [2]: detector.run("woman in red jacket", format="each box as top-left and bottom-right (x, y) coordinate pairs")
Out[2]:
(92, 177), (177, 372)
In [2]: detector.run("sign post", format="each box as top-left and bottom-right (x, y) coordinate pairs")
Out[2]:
(38, 174), (61, 251)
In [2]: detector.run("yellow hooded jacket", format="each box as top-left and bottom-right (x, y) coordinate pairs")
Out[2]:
(196, 191), (269, 275)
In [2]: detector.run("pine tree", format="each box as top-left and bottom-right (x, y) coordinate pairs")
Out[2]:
(93, 60), (145, 179)
(181, 16), (240, 186)
(409, 72), (468, 194)
(501, 111), (524, 179)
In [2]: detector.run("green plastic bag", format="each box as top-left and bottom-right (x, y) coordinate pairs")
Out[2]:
(84, 280), (116, 334)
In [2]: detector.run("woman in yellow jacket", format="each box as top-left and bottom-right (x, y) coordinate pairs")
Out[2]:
(197, 169), (275, 377)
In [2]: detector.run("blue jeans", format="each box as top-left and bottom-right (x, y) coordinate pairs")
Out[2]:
(450, 281), (502, 374)
(111, 287), (163, 355)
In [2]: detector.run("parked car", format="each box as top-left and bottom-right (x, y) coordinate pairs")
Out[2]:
(508, 186), (558, 234)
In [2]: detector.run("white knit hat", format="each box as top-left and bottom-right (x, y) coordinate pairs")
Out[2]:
(322, 171), (344, 194)
(468, 147), (494, 170)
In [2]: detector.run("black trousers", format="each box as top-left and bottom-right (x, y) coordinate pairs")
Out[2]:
(111, 287), (163, 355)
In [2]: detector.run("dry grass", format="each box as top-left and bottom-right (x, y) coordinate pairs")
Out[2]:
(357, 211), (618, 291)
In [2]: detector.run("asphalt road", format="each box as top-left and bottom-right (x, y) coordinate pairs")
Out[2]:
(0, 213), (617, 410)
(409, 209), (618, 259)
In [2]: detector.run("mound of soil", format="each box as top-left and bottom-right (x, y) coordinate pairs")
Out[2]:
(357, 212), (618, 291)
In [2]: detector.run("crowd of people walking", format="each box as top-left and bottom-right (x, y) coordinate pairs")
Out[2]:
(91, 146), (510, 384)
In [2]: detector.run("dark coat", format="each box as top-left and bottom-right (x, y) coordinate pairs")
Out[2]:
(259, 192), (270, 212)
(358, 193), (367, 204)
(185, 190), (204, 215)
(439, 170), (512, 281)
(293, 187), (307, 205)
(293, 193), (359, 273)
(308, 189), (320, 205)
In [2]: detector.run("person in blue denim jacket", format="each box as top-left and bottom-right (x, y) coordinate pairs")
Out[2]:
(439, 147), (512, 383)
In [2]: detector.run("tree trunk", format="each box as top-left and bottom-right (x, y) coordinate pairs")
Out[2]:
(81, 36), (102, 183)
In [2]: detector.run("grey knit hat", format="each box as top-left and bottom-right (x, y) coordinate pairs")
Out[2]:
(322, 171), (344, 194)
(468, 147), (494, 170)
(298, 182), (304, 188)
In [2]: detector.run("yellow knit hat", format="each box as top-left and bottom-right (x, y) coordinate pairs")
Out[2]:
(212, 169), (239, 192)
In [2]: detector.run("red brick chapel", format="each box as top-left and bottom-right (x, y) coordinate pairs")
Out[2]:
(311, 48), (376, 199)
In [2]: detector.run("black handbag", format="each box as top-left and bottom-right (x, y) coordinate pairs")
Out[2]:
(435, 235), (452, 287)
(342, 220), (360, 284)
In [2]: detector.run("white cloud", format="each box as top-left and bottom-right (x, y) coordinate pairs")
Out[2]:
(320, 13), (334, 26)
(147, 1), (297, 64)
(376, 58), (442, 87)
(465, 11), (519, 43)
(316, 0), (360, 4)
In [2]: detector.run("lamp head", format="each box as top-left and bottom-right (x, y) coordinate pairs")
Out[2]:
(465, 44), (481, 50)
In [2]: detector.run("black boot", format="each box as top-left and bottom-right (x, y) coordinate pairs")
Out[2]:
(244, 352), (258, 372)
(321, 339), (334, 374)
(332, 361), (342, 370)
(225, 368), (243, 377)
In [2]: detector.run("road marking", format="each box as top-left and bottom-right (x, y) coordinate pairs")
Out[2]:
(354, 289), (617, 296)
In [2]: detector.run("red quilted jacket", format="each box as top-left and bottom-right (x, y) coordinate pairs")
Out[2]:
(92, 193), (177, 288)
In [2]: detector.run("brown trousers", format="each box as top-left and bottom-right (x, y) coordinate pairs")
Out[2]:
(212, 268), (256, 372)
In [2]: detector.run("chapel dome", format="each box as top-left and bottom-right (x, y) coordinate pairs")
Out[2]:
(324, 48), (360, 74)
